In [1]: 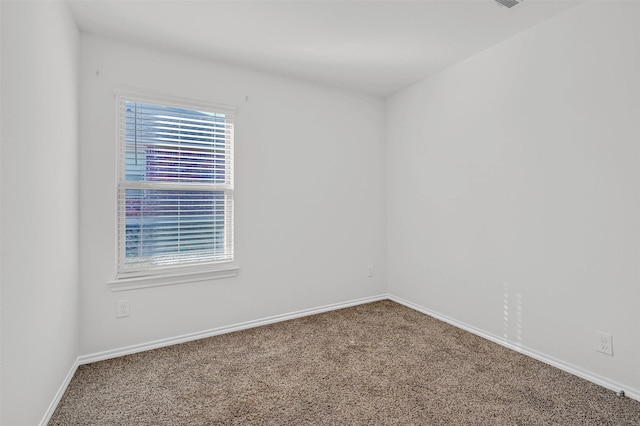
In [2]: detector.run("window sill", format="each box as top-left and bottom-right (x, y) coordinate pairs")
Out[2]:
(108, 265), (239, 292)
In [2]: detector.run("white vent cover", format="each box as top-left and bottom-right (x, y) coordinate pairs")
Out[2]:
(495, 0), (521, 8)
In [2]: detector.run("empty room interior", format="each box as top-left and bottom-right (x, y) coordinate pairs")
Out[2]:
(2, 0), (640, 424)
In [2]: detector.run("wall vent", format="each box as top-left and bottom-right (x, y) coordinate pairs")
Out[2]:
(495, 0), (521, 8)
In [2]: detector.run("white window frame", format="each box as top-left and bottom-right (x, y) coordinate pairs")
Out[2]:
(110, 90), (238, 291)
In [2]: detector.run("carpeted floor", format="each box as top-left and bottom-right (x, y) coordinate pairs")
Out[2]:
(50, 300), (640, 425)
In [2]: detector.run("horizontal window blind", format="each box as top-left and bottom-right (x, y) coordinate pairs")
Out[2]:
(117, 95), (234, 276)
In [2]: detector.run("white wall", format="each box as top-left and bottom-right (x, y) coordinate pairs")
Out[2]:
(6, 1), (637, 421)
(0, 1), (80, 424)
(79, 35), (387, 355)
(387, 1), (640, 396)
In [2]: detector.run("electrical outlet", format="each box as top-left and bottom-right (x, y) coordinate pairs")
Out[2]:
(367, 264), (374, 278)
(594, 331), (613, 356)
(117, 299), (130, 318)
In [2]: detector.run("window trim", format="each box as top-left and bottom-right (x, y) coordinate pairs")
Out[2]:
(108, 264), (239, 292)
(111, 89), (237, 289)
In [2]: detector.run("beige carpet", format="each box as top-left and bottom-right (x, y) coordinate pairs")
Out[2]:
(50, 300), (640, 425)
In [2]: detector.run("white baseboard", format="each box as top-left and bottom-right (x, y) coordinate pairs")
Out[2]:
(39, 358), (80, 426)
(388, 294), (640, 403)
(78, 293), (389, 365)
(42, 292), (637, 425)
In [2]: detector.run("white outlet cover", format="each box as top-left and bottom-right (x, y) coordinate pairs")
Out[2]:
(594, 331), (613, 356)
(117, 299), (130, 318)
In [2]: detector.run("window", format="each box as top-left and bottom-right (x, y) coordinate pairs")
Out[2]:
(116, 93), (234, 279)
